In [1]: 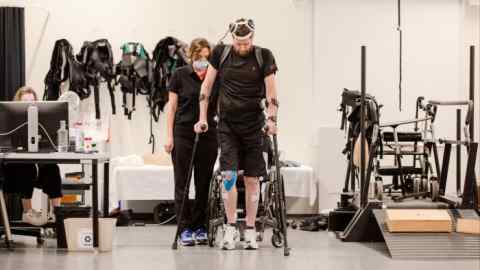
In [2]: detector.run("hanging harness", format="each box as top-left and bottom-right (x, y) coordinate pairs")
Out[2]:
(44, 39), (89, 101)
(76, 39), (116, 119)
(151, 37), (189, 122)
(115, 42), (152, 120)
(339, 88), (380, 157)
(146, 37), (188, 154)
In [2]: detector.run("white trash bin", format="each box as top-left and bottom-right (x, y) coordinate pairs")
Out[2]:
(64, 218), (116, 252)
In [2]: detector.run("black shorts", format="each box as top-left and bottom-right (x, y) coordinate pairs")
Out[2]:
(2, 163), (62, 199)
(218, 119), (266, 177)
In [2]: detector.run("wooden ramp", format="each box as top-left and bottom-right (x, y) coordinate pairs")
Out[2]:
(373, 209), (480, 259)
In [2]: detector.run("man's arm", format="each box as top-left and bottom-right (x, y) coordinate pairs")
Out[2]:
(265, 73), (279, 134)
(195, 65), (218, 133)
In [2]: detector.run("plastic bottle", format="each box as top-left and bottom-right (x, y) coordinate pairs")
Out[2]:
(57, 120), (69, 152)
(69, 126), (77, 152)
(74, 122), (84, 152)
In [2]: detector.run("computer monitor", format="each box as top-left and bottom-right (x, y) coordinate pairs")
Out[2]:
(0, 101), (68, 152)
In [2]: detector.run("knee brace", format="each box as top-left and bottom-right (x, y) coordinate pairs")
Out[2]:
(222, 170), (238, 192)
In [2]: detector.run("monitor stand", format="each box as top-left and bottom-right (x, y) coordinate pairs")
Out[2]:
(27, 105), (39, 152)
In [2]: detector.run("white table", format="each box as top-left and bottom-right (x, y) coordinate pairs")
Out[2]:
(112, 165), (194, 208)
(0, 152), (110, 248)
(111, 164), (317, 208)
(281, 165), (317, 206)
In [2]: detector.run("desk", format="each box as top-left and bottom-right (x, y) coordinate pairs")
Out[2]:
(0, 152), (110, 248)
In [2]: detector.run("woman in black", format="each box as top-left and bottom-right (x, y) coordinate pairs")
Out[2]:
(165, 38), (218, 246)
(2, 86), (63, 226)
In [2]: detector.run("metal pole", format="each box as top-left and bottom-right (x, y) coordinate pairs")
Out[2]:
(469, 46), (475, 141)
(0, 191), (12, 244)
(360, 46), (367, 207)
(457, 109), (462, 196)
(397, 0), (403, 111)
(92, 161), (99, 248)
(103, 162), (110, 217)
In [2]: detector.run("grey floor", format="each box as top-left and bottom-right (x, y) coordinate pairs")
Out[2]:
(0, 226), (479, 270)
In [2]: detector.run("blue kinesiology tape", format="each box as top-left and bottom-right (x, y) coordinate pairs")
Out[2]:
(222, 170), (238, 192)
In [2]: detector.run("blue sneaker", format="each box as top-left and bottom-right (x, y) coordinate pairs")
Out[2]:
(180, 229), (195, 246)
(194, 228), (208, 245)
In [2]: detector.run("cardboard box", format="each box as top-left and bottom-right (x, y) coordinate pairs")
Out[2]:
(386, 209), (453, 233)
(457, 218), (480, 235)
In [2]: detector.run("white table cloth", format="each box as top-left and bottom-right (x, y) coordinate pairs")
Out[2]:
(110, 160), (317, 208)
(281, 165), (317, 205)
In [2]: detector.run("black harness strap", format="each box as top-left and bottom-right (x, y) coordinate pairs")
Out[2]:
(130, 76), (136, 120)
(130, 43), (138, 119)
(148, 105), (155, 154)
(123, 86), (128, 116)
(219, 45), (232, 68)
(107, 80), (116, 115)
(93, 84), (100, 119)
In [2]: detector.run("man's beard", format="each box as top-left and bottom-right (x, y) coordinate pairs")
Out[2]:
(234, 47), (252, 57)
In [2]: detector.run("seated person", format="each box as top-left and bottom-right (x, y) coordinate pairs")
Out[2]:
(1, 86), (62, 226)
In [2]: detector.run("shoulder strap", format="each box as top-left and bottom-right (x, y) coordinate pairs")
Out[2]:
(254, 46), (266, 97)
(219, 45), (264, 71)
(219, 45), (231, 70)
(254, 46), (263, 69)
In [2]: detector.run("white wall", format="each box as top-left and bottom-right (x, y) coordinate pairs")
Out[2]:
(312, 0), (466, 129)
(2, 0), (478, 211)
(14, 0), (310, 162)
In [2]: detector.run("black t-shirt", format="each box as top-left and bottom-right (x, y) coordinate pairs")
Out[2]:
(168, 65), (216, 127)
(209, 44), (278, 124)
